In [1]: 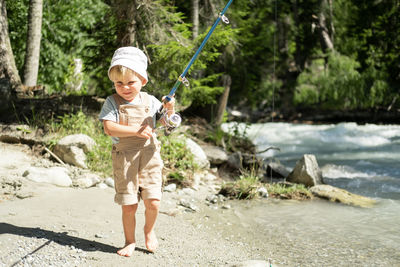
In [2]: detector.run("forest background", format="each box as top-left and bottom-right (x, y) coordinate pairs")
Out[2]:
(1, 0), (399, 122)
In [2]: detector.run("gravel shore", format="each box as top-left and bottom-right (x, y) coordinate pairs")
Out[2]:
(0, 142), (270, 267)
(0, 186), (269, 267)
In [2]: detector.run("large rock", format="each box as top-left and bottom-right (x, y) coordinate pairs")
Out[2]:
(200, 145), (228, 165)
(263, 161), (290, 181)
(310, 184), (376, 208)
(227, 152), (242, 170)
(184, 138), (210, 168)
(53, 134), (96, 168)
(74, 173), (101, 188)
(286, 154), (323, 187)
(55, 134), (95, 153)
(23, 167), (72, 187)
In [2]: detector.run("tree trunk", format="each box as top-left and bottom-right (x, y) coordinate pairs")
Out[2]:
(191, 0), (199, 39)
(0, 0), (22, 98)
(23, 0), (43, 86)
(215, 74), (231, 125)
(111, 0), (138, 47)
(328, 0), (335, 44)
(317, 0), (334, 52)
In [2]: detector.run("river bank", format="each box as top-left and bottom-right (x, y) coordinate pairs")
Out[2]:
(0, 141), (268, 267)
(1, 139), (399, 266)
(227, 106), (400, 125)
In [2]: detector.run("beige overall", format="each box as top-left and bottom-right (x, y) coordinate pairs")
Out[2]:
(112, 92), (163, 205)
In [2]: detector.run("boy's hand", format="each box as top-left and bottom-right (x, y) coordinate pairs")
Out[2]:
(136, 125), (154, 139)
(162, 95), (175, 112)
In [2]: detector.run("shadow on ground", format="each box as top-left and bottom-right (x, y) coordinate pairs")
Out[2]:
(0, 222), (117, 254)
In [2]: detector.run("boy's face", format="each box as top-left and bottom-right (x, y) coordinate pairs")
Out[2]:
(113, 72), (144, 101)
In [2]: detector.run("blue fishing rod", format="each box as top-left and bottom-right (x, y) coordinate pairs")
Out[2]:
(160, 0), (234, 130)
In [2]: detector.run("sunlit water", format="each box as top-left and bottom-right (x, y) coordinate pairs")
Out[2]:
(193, 122), (400, 266)
(223, 122), (400, 200)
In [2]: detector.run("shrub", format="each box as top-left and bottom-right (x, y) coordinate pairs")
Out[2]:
(158, 133), (198, 187)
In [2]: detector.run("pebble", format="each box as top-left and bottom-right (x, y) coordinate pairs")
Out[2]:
(182, 187), (195, 195)
(206, 194), (218, 203)
(222, 204), (231, 209)
(178, 199), (199, 212)
(257, 187), (269, 198)
(94, 233), (104, 238)
(96, 183), (108, 189)
(164, 183), (177, 192)
(104, 177), (114, 188)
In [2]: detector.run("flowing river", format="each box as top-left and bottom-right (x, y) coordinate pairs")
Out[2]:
(188, 123), (400, 266)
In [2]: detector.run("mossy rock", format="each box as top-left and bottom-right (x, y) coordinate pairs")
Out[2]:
(310, 184), (376, 208)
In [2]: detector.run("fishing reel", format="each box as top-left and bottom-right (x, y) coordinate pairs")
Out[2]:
(160, 110), (182, 136)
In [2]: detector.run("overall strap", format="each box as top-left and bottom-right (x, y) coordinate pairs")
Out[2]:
(112, 93), (126, 109)
(112, 93), (128, 125)
(139, 92), (154, 129)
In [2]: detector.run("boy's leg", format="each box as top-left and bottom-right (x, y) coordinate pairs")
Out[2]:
(143, 199), (160, 252)
(117, 204), (138, 257)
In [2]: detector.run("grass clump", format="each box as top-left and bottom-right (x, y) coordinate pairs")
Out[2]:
(266, 182), (312, 200)
(219, 168), (261, 200)
(158, 133), (198, 187)
(219, 166), (313, 200)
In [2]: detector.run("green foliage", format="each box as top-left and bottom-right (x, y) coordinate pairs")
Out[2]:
(7, 0), (113, 94)
(6, 0), (399, 112)
(147, 25), (236, 107)
(7, 0), (29, 76)
(333, 0), (399, 107)
(51, 111), (93, 134)
(62, 59), (87, 95)
(158, 133), (198, 187)
(295, 52), (389, 109)
(186, 74), (224, 106)
(48, 111), (113, 176)
(221, 0), (278, 108)
(205, 126), (227, 147)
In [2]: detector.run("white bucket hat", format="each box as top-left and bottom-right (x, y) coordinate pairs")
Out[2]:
(108, 47), (148, 83)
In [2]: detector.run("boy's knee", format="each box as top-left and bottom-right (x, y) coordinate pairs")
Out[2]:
(145, 199), (160, 211)
(122, 204), (138, 213)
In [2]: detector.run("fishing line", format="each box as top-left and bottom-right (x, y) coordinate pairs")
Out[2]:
(267, 0), (278, 184)
(272, 0), (277, 123)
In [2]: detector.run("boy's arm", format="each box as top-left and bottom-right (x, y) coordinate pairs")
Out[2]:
(159, 96), (176, 127)
(103, 120), (153, 139)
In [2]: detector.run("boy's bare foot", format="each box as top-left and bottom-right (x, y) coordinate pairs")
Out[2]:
(117, 242), (136, 257)
(144, 230), (158, 252)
